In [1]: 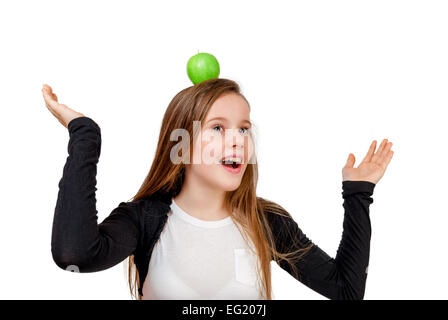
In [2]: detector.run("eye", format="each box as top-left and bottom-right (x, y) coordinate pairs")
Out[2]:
(212, 125), (250, 134)
(240, 127), (250, 134)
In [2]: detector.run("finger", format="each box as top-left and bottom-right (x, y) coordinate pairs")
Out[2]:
(42, 87), (59, 110)
(361, 140), (376, 164)
(44, 101), (58, 117)
(384, 150), (394, 168)
(344, 153), (356, 168)
(372, 138), (388, 163)
(42, 91), (61, 120)
(42, 91), (58, 110)
(43, 98), (62, 120)
(43, 84), (59, 102)
(380, 141), (393, 159)
(42, 84), (53, 94)
(43, 84), (58, 100)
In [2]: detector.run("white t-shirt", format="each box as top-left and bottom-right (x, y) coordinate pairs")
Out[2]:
(142, 198), (265, 300)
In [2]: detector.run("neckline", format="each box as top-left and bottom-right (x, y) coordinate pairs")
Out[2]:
(171, 198), (233, 229)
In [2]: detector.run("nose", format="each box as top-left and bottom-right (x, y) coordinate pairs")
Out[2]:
(224, 128), (245, 150)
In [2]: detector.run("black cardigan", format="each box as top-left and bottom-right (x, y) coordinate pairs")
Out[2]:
(51, 116), (376, 299)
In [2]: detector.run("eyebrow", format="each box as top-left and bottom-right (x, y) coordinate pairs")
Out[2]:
(205, 117), (252, 126)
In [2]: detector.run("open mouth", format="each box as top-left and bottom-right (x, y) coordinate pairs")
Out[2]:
(221, 161), (241, 169)
(221, 159), (242, 169)
(220, 157), (243, 173)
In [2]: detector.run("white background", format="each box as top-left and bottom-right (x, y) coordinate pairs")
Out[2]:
(0, 0), (447, 299)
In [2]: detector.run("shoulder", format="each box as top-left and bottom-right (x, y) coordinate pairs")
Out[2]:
(128, 195), (172, 237)
(118, 196), (171, 219)
(257, 196), (297, 242)
(113, 197), (171, 246)
(138, 193), (173, 217)
(257, 196), (315, 259)
(257, 196), (293, 225)
(257, 196), (313, 245)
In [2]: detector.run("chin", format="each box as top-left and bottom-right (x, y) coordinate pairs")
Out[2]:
(218, 181), (242, 192)
(214, 168), (246, 191)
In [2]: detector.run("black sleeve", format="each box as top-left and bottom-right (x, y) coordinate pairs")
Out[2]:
(274, 180), (375, 300)
(51, 116), (141, 273)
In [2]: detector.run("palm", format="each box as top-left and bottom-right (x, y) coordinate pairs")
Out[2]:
(42, 84), (84, 128)
(342, 139), (394, 185)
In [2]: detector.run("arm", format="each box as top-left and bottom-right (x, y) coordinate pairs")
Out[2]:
(51, 116), (141, 272)
(273, 180), (375, 300)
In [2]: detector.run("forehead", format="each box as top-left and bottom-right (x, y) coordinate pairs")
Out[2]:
(205, 93), (250, 120)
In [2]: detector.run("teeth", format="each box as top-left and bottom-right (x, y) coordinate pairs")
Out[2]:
(221, 157), (242, 164)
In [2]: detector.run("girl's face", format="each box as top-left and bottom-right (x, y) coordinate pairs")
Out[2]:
(189, 92), (254, 192)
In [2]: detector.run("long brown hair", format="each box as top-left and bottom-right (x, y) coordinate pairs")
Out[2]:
(125, 78), (315, 300)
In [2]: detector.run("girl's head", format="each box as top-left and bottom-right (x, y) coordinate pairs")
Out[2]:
(132, 78), (258, 206)
(128, 78), (313, 300)
(188, 89), (255, 193)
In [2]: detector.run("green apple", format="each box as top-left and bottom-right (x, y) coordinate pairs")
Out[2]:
(187, 52), (220, 84)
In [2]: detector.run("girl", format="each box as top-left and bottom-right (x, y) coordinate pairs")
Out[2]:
(42, 78), (394, 300)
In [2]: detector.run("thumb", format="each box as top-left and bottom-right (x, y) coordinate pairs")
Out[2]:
(344, 153), (355, 168)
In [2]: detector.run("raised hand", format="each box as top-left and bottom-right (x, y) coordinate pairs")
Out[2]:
(42, 84), (85, 128)
(342, 139), (394, 184)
